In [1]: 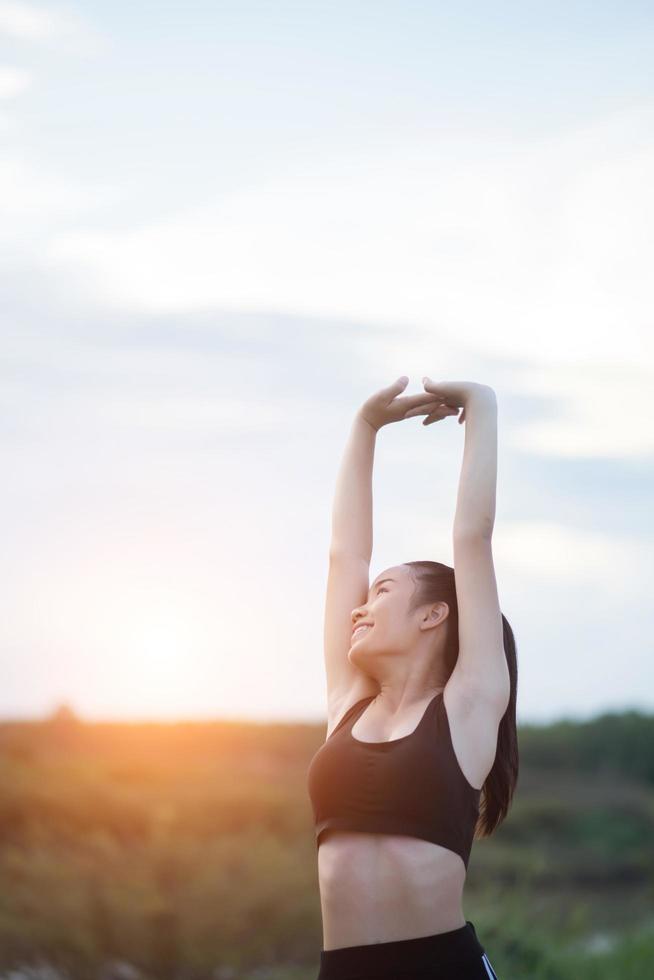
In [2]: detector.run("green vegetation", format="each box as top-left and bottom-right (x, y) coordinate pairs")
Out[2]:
(0, 706), (652, 979)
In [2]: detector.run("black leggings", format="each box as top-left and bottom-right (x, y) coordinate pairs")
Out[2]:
(317, 920), (499, 979)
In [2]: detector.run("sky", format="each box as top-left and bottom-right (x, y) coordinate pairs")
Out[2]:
(1, 0), (653, 726)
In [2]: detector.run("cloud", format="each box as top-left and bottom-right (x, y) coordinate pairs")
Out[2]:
(0, 150), (120, 228)
(504, 360), (653, 459)
(45, 107), (654, 358)
(44, 107), (654, 458)
(0, 64), (32, 97)
(0, 1), (104, 55)
(0, 0), (53, 41)
(494, 520), (651, 601)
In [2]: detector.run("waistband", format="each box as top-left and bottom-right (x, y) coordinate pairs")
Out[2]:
(319, 920), (485, 976)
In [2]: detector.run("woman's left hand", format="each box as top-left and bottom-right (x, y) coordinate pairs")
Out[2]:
(404, 379), (495, 425)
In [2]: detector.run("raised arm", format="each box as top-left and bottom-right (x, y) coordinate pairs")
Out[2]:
(323, 378), (455, 710)
(421, 379), (509, 702)
(329, 412), (377, 561)
(452, 385), (497, 539)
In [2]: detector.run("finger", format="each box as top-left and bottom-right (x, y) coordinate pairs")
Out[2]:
(422, 377), (456, 401)
(408, 411), (454, 425)
(375, 376), (409, 400)
(404, 402), (457, 418)
(376, 375), (409, 403)
(424, 405), (460, 424)
(400, 393), (449, 412)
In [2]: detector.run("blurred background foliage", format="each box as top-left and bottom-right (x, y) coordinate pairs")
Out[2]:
(0, 704), (652, 979)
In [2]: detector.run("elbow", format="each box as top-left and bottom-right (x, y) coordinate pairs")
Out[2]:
(453, 519), (494, 542)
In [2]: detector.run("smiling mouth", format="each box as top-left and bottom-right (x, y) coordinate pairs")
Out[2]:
(351, 625), (372, 642)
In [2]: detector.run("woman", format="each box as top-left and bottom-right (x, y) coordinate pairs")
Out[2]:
(307, 376), (519, 980)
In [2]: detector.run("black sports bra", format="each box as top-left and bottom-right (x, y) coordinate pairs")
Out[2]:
(306, 691), (482, 869)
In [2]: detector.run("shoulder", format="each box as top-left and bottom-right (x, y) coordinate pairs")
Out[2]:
(326, 688), (376, 739)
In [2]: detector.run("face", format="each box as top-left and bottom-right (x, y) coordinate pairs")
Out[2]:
(349, 565), (418, 665)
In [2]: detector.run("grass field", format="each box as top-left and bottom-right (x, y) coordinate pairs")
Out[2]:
(0, 706), (651, 979)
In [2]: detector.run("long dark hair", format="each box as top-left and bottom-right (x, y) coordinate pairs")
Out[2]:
(404, 560), (519, 838)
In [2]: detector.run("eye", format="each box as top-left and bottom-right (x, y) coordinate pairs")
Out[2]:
(377, 587), (387, 594)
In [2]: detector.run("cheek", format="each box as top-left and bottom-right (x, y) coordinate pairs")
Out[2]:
(380, 605), (398, 628)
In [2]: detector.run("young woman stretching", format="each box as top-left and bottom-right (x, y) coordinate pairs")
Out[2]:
(307, 376), (518, 979)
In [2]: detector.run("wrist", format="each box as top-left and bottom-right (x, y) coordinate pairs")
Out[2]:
(466, 385), (496, 407)
(355, 410), (380, 435)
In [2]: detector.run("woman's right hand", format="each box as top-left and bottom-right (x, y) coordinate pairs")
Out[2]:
(357, 376), (459, 432)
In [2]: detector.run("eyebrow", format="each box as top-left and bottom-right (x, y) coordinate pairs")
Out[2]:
(369, 577), (396, 594)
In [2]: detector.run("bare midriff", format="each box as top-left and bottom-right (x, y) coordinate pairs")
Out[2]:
(318, 829), (468, 950)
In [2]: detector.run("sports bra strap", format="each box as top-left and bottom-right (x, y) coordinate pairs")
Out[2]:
(328, 696), (373, 739)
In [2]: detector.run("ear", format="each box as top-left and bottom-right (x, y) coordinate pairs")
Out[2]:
(423, 601), (449, 630)
(429, 600), (450, 625)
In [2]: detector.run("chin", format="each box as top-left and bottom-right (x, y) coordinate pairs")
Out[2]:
(349, 648), (371, 668)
